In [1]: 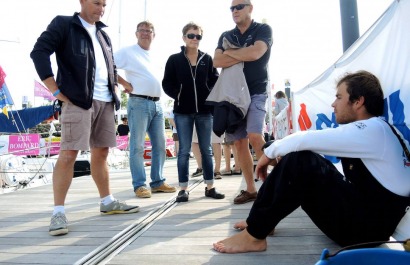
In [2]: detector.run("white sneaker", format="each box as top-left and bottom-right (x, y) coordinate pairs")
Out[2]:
(49, 212), (68, 236)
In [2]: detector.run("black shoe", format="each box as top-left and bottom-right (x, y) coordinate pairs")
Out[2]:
(191, 168), (203, 178)
(205, 187), (225, 199)
(176, 190), (189, 202)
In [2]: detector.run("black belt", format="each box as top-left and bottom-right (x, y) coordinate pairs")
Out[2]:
(129, 94), (160, 101)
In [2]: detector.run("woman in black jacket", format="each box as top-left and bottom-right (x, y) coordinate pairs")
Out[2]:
(162, 22), (224, 203)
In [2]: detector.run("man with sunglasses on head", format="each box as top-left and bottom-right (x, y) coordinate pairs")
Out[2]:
(213, 0), (273, 205)
(114, 21), (177, 199)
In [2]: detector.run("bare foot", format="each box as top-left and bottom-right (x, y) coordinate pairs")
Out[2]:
(213, 229), (267, 253)
(233, 220), (274, 235)
(233, 220), (247, 230)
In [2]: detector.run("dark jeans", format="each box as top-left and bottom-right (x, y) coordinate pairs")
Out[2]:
(246, 151), (410, 246)
(174, 113), (214, 187)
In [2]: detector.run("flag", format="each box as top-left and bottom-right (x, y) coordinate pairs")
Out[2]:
(0, 65), (6, 87)
(0, 66), (14, 118)
(34, 80), (55, 101)
(1, 106), (8, 118)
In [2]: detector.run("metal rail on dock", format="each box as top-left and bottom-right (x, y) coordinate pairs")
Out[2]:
(74, 178), (203, 265)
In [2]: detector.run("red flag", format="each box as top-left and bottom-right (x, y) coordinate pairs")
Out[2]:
(0, 65), (12, 118)
(0, 65), (6, 87)
(34, 80), (55, 101)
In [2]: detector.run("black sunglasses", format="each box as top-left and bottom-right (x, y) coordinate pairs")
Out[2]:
(185, 34), (202, 40)
(230, 3), (250, 12)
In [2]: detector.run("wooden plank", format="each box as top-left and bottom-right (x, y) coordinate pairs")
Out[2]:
(0, 157), (339, 265)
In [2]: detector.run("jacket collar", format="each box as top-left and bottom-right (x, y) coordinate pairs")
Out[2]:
(180, 45), (205, 57)
(72, 12), (107, 30)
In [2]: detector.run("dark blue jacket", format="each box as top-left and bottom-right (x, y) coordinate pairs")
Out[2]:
(162, 46), (219, 115)
(30, 13), (120, 110)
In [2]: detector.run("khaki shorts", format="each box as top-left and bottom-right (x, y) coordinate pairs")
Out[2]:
(59, 100), (117, 151)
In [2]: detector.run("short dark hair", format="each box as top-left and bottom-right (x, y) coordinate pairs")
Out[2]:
(337, 70), (384, 116)
(121, 117), (128, 122)
(182, 22), (203, 36)
(275, 91), (286, 99)
(136, 21), (155, 33)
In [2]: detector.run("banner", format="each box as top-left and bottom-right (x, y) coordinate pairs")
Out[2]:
(116, 136), (129, 150)
(292, 0), (410, 146)
(0, 65), (14, 118)
(41, 138), (61, 155)
(8, 134), (40, 156)
(0, 65), (6, 87)
(34, 80), (55, 101)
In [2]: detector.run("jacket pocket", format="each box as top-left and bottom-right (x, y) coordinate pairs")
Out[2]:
(71, 33), (88, 57)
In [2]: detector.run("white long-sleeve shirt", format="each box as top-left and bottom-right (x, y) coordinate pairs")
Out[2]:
(265, 117), (410, 196)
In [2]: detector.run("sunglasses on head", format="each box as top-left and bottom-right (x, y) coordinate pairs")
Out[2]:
(230, 3), (250, 12)
(185, 33), (202, 40)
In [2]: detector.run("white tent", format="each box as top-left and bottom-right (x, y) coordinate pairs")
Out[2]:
(291, 0), (410, 241)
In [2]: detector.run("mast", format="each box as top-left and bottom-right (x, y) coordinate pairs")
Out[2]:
(144, 0), (147, 20)
(339, 0), (360, 52)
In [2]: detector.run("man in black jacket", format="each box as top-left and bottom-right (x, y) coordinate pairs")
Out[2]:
(30, 0), (139, 237)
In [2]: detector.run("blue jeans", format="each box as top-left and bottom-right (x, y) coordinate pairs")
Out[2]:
(127, 97), (166, 191)
(174, 113), (214, 187)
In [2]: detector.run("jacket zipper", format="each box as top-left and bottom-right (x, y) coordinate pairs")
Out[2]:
(77, 23), (96, 100)
(185, 52), (206, 113)
(177, 84), (182, 106)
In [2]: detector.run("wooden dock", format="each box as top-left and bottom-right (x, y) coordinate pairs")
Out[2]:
(0, 157), (341, 265)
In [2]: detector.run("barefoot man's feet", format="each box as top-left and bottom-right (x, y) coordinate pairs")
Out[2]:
(233, 220), (248, 230)
(233, 220), (275, 235)
(213, 229), (267, 253)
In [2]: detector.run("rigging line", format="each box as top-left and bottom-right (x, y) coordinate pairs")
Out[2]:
(0, 39), (20, 43)
(104, 0), (116, 24)
(8, 107), (28, 133)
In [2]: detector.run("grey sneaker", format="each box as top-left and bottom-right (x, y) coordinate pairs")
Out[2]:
(191, 168), (203, 178)
(100, 200), (140, 215)
(49, 212), (68, 236)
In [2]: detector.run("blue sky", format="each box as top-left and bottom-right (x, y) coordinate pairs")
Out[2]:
(0, 0), (393, 108)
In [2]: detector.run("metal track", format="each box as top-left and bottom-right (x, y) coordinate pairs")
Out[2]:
(74, 178), (203, 265)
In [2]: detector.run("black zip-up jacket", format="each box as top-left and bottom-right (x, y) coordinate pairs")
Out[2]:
(30, 13), (120, 110)
(162, 46), (219, 114)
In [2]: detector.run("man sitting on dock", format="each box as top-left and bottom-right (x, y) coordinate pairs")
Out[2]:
(213, 70), (410, 253)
